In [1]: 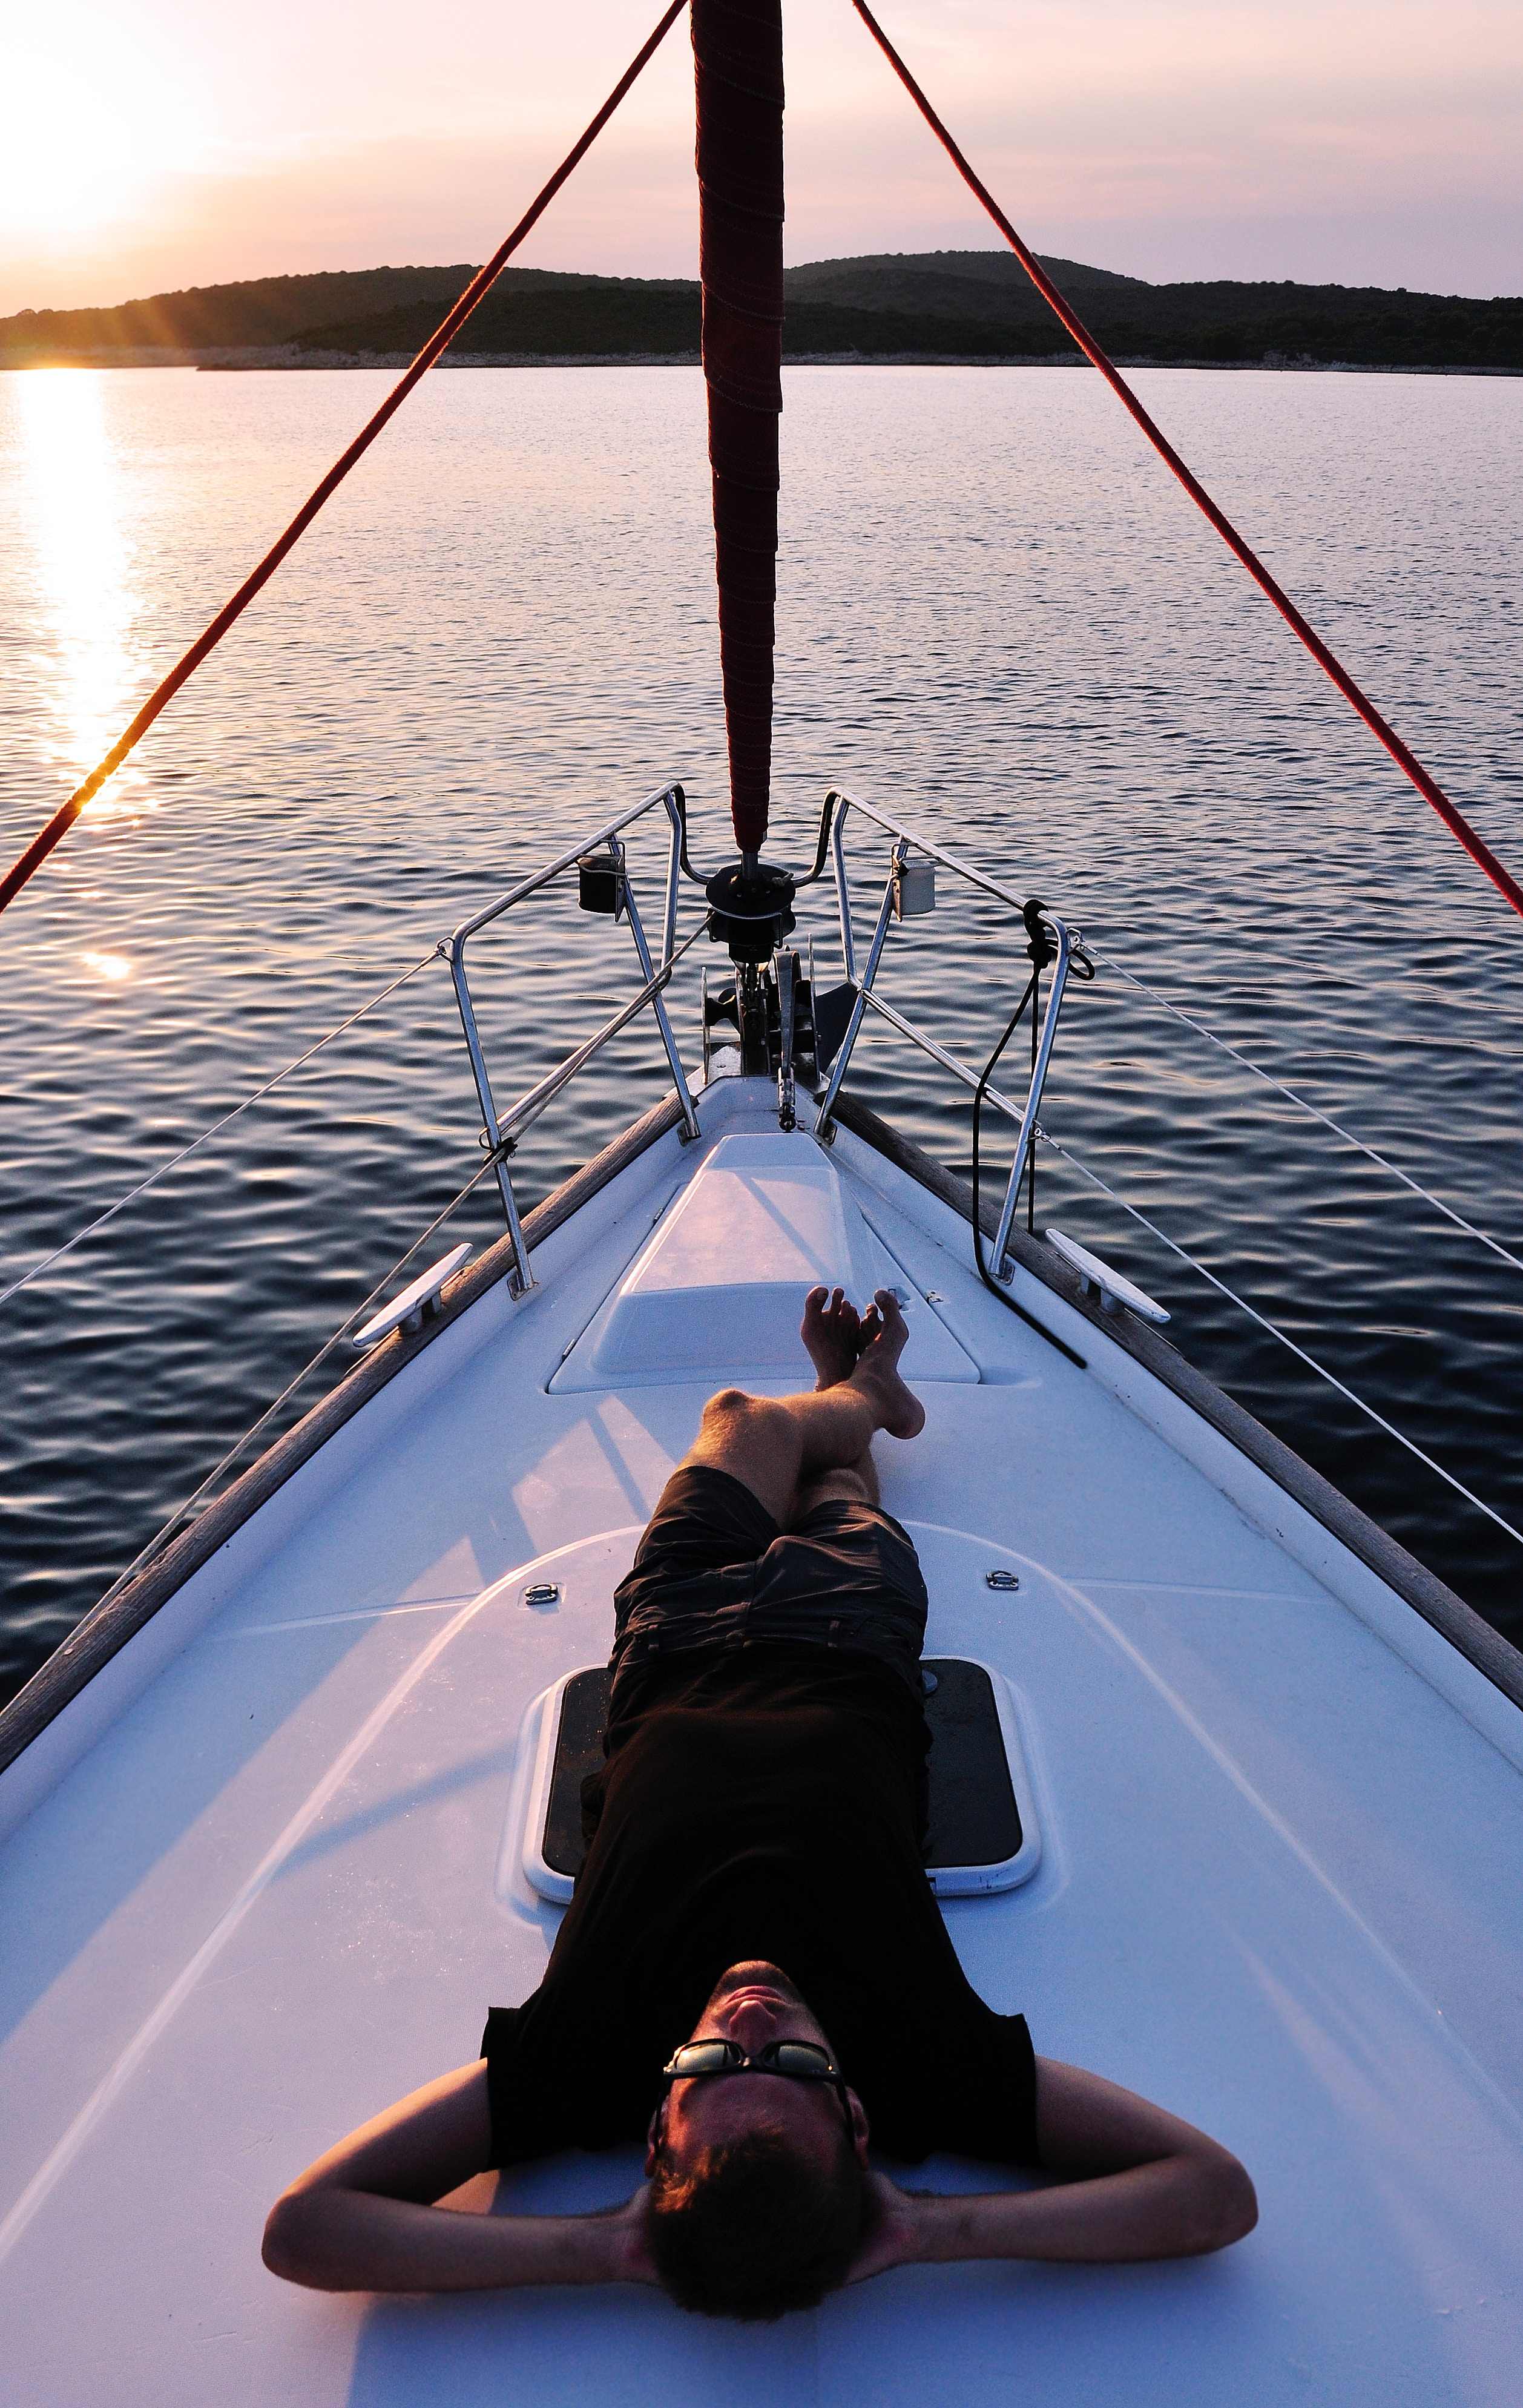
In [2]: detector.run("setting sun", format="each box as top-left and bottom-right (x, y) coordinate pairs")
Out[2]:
(0, 34), (205, 240)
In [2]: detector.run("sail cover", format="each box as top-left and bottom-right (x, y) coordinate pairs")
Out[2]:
(692, 0), (784, 857)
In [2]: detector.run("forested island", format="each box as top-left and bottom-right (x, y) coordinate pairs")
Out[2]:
(4, 251), (1519, 373)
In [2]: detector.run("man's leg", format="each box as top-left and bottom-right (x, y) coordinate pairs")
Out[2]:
(682, 1287), (923, 1530)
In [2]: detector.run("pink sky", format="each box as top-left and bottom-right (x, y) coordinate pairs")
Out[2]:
(4, 0), (1520, 315)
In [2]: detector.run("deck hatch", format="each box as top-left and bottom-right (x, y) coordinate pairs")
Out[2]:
(524, 1657), (1037, 1901)
(549, 1130), (978, 1390)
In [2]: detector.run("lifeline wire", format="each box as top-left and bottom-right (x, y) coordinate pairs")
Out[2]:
(0, 949), (440, 1307)
(72, 906), (706, 1594)
(1039, 1128), (1523, 1553)
(849, 0), (1523, 927)
(1086, 945), (1523, 1280)
(87, 1147), (509, 1614)
(0, 0), (687, 920)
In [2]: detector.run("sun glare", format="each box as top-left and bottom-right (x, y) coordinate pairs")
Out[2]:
(15, 371), (149, 830)
(0, 37), (203, 240)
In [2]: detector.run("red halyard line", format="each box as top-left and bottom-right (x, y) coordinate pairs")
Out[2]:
(0, 0), (688, 921)
(850, 0), (1523, 924)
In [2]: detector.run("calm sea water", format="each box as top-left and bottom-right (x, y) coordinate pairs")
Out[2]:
(1, 361), (1520, 1706)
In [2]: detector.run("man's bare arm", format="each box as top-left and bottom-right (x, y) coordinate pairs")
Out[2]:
(262, 2062), (656, 2294)
(852, 2058), (1256, 2280)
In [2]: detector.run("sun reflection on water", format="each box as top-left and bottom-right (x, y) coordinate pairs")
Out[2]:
(16, 370), (149, 831)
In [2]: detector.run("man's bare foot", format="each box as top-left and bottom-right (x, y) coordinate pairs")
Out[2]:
(849, 1289), (926, 1439)
(801, 1285), (862, 1390)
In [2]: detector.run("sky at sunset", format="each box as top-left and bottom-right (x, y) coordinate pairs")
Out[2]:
(4, 0), (1521, 316)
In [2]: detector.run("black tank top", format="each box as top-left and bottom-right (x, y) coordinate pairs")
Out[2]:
(482, 1647), (1038, 2168)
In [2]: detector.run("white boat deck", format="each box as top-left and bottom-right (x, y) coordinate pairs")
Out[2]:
(2, 1077), (1521, 2404)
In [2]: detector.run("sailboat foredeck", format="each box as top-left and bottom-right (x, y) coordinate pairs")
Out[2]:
(1, 1075), (1520, 2402)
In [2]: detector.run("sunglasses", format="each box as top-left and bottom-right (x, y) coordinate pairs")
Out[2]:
(659, 2038), (854, 2133)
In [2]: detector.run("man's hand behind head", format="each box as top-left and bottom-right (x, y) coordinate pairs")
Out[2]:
(599, 2186), (663, 2288)
(843, 2171), (924, 2286)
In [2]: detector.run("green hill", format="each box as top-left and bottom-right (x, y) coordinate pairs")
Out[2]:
(0, 266), (478, 357)
(783, 249), (1146, 314)
(2, 252), (1518, 372)
(803, 251), (1521, 369)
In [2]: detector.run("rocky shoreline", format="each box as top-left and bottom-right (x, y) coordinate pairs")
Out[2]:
(5, 344), (1511, 377)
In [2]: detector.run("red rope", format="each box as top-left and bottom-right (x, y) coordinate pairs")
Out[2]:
(851, 0), (1523, 924)
(0, 0), (687, 922)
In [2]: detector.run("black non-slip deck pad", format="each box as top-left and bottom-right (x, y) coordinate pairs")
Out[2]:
(542, 1658), (1022, 1881)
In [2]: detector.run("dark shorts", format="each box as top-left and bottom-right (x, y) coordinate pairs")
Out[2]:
(610, 1464), (929, 1699)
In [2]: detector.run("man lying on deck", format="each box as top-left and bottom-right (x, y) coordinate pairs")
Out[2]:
(263, 1286), (1256, 2320)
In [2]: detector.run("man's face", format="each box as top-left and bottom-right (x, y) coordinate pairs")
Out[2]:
(646, 1961), (869, 2177)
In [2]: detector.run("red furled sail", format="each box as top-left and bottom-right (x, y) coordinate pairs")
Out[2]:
(691, 0), (785, 858)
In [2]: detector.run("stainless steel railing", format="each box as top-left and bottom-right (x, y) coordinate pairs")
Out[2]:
(814, 785), (1087, 1277)
(444, 776), (1086, 1292)
(443, 783), (701, 1294)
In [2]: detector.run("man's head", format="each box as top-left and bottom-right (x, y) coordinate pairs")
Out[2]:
(644, 1961), (870, 2320)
